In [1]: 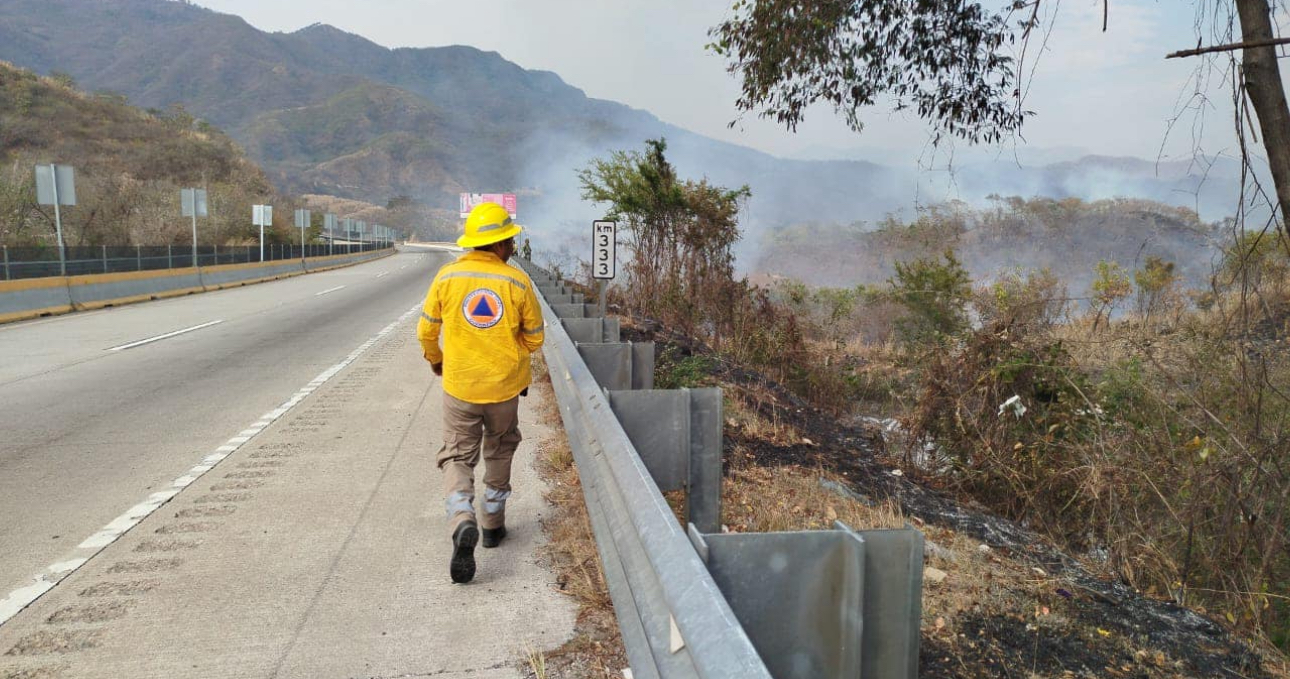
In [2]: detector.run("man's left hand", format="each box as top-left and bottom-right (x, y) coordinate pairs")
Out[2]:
(431, 362), (443, 376)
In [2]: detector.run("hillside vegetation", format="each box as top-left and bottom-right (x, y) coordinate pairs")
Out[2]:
(572, 139), (1290, 667)
(759, 197), (1218, 294)
(0, 61), (277, 247)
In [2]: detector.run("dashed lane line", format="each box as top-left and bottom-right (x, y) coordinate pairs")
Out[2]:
(106, 320), (223, 352)
(0, 303), (422, 628)
(315, 285), (346, 296)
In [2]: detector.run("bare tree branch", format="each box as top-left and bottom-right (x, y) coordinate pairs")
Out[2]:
(1167, 36), (1290, 59)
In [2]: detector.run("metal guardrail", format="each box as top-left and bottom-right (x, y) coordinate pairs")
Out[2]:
(0, 242), (388, 280)
(520, 260), (923, 679)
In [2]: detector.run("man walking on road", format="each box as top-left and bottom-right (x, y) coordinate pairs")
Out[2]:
(417, 202), (545, 583)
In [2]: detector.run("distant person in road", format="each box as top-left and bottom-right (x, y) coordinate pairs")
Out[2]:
(520, 237), (532, 261)
(417, 201), (545, 584)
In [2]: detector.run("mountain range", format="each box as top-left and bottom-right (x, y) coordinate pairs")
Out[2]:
(0, 0), (1251, 252)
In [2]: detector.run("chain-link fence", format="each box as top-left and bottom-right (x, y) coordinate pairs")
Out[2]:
(0, 243), (387, 280)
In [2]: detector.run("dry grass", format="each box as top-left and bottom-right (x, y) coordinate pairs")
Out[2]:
(723, 390), (802, 446)
(721, 464), (907, 534)
(523, 640), (548, 679)
(526, 355), (628, 679)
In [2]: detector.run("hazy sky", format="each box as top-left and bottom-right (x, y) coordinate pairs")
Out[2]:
(190, 0), (1265, 166)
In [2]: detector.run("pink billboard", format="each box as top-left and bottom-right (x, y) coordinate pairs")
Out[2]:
(459, 192), (518, 219)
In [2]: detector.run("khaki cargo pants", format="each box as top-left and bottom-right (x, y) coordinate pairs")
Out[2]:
(438, 393), (521, 534)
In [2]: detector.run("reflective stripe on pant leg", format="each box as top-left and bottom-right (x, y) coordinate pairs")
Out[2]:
(483, 486), (511, 515)
(446, 491), (474, 518)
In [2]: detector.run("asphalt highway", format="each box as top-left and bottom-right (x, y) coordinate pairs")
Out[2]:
(0, 249), (449, 611)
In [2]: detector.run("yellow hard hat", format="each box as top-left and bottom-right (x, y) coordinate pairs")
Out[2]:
(458, 201), (523, 248)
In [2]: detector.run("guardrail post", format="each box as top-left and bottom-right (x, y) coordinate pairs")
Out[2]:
(562, 317), (621, 343)
(135, 245), (141, 271)
(551, 302), (585, 319)
(577, 342), (654, 391)
(688, 522), (923, 679)
(609, 388), (722, 533)
(546, 293), (585, 305)
(101, 245), (107, 273)
(167, 244), (173, 269)
(2, 245), (9, 280)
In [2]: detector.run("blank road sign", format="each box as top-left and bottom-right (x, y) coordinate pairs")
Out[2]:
(593, 220), (616, 279)
(35, 165), (76, 206)
(182, 189), (208, 217)
(253, 205), (273, 226)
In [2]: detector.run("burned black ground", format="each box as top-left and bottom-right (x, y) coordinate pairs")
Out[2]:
(626, 319), (1280, 678)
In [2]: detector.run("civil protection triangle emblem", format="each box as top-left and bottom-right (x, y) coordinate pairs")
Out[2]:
(462, 288), (504, 329)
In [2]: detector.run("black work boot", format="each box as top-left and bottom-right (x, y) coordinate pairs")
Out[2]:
(481, 525), (507, 548)
(450, 521), (479, 583)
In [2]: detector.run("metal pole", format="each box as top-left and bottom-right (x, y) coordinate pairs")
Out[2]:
(101, 244), (107, 273)
(598, 280), (607, 319)
(300, 219), (306, 265)
(136, 244), (141, 271)
(259, 223), (264, 262)
(168, 244), (173, 269)
(3, 245), (9, 281)
(192, 211), (198, 269)
(50, 164), (66, 277)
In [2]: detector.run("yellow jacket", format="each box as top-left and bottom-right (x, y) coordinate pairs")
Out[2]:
(417, 251), (545, 403)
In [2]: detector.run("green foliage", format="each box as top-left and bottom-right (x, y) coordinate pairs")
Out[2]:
(889, 249), (972, 345)
(1094, 357), (1148, 428)
(578, 138), (750, 340)
(655, 346), (716, 389)
(1133, 255), (1180, 321)
(975, 268), (1067, 332)
(1091, 260), (1132, 329)
(708, 0), (1028, 143)
(1093, 260), (1132, 306)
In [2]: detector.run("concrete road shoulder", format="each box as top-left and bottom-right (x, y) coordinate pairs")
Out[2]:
(0, 314), (576, 679)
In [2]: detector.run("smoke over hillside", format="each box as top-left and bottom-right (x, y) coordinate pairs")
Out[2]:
(755, 197), (1224, 300)
(510, 119), (1245, 287)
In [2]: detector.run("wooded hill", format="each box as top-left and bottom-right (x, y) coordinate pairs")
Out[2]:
(758, 196), (1221, 297)
(0, 60), (274, 246)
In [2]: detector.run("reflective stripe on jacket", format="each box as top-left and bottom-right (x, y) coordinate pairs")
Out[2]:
(417, 251), (545, 404)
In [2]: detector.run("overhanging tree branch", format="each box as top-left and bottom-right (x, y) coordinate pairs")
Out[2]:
(1166, 36), (1290, 59)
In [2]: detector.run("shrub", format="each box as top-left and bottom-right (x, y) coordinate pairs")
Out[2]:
(973, 267), (1068, 333)
(889, 249), (972, 346)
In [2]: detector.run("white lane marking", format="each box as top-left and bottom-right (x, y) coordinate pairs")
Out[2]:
(375, 272), (389, 279)
(0, 303), (422, 629)
(316, 285), (346, 296)
(47, 559), (86, 575)
(0, 583), (53, 624)
(106, 320), (223, 352)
